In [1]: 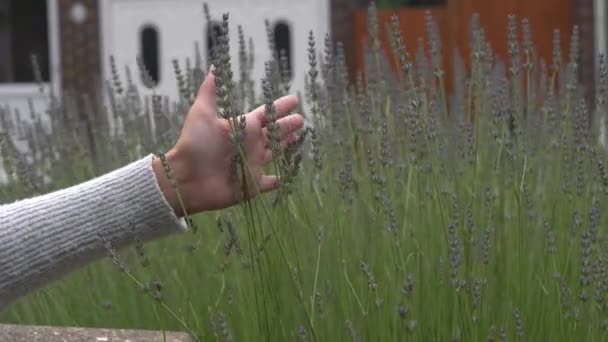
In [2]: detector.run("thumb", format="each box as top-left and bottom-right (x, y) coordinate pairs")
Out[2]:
(196, 65), (217, 113)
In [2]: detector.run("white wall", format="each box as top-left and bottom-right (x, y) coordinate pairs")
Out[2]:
(100, 0), (330, 106)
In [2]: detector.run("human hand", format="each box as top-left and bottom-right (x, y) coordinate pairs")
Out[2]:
(152, 67), (304, 217)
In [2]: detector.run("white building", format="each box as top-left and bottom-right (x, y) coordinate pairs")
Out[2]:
(0, 0), (331, 124)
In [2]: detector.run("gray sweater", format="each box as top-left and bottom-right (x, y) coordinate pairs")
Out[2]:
(0, 155), (187, 311)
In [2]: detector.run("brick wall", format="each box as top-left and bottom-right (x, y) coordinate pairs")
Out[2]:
(58, 0), (101, 97)
(58, 0), (101, 160)
(330, 0), (369, 73)
(331, 0), (597, 106)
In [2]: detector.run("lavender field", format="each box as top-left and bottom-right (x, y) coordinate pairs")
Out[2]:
(1, 3), (608, 341)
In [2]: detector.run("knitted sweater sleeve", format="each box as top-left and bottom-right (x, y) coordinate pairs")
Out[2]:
(0, 154), (188, 311)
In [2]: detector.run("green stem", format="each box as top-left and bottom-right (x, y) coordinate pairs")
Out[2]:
(310, 243), (322, 327)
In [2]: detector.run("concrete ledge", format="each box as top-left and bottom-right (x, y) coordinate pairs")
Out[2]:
(0, 323), (192, 341)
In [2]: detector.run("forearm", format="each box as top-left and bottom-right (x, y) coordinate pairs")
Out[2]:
(0, 155), (187, 311)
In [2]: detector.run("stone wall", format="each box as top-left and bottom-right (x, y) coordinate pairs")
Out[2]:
(0, 323), (192, 342)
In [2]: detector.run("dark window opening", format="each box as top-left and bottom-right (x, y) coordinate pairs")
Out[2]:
(140, 25), (160, 84)
(0, 0), (50, 83)
(206, 21), (222, 63)
(273, 20), (292, 80)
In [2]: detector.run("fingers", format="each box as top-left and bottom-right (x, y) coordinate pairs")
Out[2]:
(272, 95), (299, 118)
(195, 66), (216, 116)
(253, 95), (299, 123)
(282, 132), (299, 147)
(276, 114), (304, 138)
(258, 175), (279, 192)
(262, 114), (304, 141)
(263, 149), (274, 164)
(263, 133), (298, 164)
(262, 114), (304, 145)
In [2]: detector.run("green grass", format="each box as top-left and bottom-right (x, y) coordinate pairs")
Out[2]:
(2, 3), (608, 341)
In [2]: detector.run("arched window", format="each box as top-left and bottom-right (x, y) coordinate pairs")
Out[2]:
(140, 25), (160, 84)
(206, 21), (222, 63)
(273, 20), (292, 80)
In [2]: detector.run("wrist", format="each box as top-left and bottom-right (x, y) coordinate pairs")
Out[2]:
(152, 149), (186, 217)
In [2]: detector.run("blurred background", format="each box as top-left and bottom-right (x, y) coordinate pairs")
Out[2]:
(0, 0), (601, 123)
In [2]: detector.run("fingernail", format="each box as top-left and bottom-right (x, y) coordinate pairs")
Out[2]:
(209, 64), (216, 74)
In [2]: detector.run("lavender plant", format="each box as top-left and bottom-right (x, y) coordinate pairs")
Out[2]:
(2, 2), (608, 341)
